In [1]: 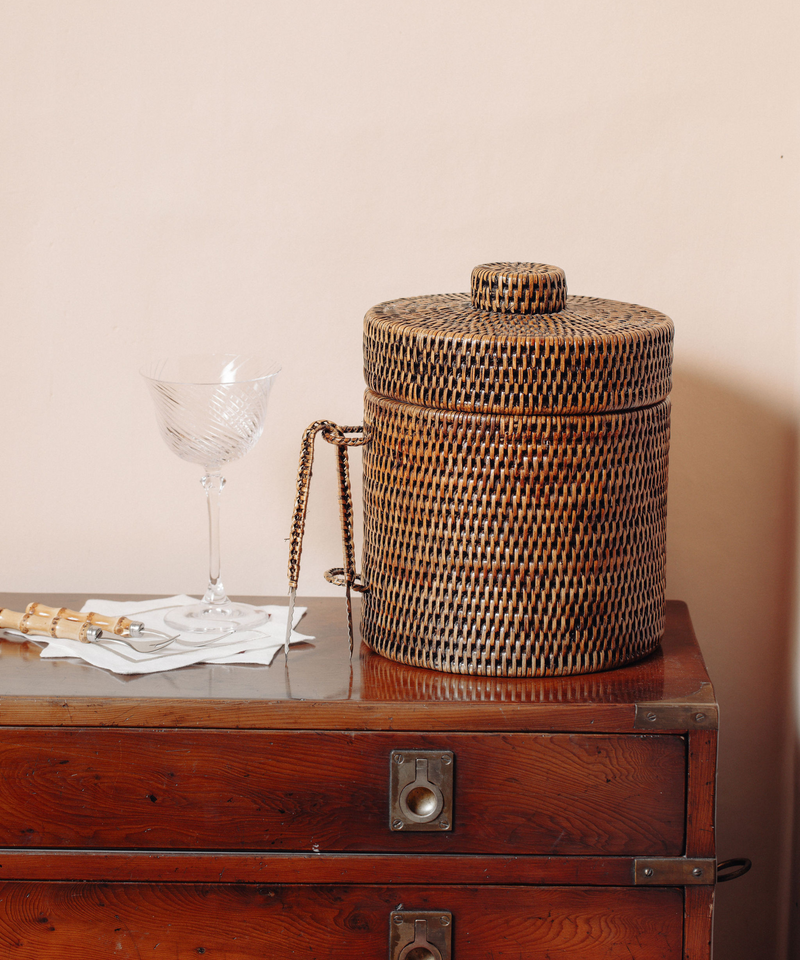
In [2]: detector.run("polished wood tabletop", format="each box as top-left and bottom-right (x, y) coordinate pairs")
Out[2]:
(0, 595), (713, 730)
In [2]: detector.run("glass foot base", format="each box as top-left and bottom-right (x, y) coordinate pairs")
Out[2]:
(164, 601), (270, 634)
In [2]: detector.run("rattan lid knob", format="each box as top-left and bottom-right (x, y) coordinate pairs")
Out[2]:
(471, 262), (567, 315)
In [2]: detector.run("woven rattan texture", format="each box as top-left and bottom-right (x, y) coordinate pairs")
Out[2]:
(470, 262), (567, 314)
(361, 392), (670, 677)
(361, 637), (665, 701)
(364, 294), (673, 415)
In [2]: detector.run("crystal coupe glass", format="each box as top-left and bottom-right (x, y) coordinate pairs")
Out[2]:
(141, 354), (280, 633)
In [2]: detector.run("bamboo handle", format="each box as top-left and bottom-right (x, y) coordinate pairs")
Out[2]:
(26, 603), (132, 636)
(1, 608), (101, 643)
(0, 609), (28, 632)
(26, 602), (69, 618)
(90, 614), (133, 636)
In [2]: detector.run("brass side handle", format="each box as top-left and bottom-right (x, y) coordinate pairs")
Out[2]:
(717, 858), (752, 882)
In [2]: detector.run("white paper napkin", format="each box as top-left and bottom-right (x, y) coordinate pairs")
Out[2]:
(32, 596), (311, 675)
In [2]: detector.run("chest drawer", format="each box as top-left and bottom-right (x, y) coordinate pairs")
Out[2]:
(0, 881), (684, 959)
(0, 728), (685, 855)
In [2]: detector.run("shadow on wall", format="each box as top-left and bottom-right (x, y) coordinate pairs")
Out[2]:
(666, 366), (797, 960)
(792, 738), (800, 960)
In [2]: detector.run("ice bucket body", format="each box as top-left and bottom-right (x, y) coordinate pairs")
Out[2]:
(357, 263), (673, 677)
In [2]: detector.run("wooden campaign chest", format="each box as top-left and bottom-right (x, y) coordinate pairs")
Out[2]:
(0, 595), (717, 958)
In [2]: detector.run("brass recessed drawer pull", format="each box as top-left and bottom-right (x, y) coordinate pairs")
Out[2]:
(390, 750), (454, 832)
(391, 911), (451, 960)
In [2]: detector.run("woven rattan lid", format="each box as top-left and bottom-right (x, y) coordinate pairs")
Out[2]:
(363, 262), (673, 414)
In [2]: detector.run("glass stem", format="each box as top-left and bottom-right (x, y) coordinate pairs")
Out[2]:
(201, 472), (228, 606)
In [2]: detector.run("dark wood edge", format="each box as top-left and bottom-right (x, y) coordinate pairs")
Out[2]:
(0, 704), (717, 731)
(0, 700), (644, 730)
(684, 886), (715, 960)
(0, 851), (641, 885)
(685, 730), (717, 858)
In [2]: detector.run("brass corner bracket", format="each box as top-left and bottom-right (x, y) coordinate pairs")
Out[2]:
(635, 858), (716, 885)
(634, 685), (718, 731)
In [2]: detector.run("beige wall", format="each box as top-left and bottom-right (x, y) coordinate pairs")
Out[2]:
(1, 1), (798, 955)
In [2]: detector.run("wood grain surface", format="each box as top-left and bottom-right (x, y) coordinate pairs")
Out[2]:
(0, 597), (716, 732)
(686, 729), (717, 858)
(0, 851), (638, 885)
(0, 882), (684, 959)
(0, 595), (717, 958)
(684, 886), (715, 960)
(0, 730), (685, 855)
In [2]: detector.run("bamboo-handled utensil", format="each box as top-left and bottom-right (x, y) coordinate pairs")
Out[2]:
(1, 607), (175, 653)
(0, 608), (102, 643)
(25, 603), (176, 643)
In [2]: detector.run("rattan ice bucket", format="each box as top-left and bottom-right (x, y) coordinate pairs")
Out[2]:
(288, 262), (673, 677)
